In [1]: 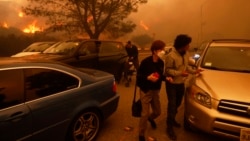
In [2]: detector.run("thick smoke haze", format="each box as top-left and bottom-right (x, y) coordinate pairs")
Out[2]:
(1, 0), (250, 47)
(129, 0), (250, 46)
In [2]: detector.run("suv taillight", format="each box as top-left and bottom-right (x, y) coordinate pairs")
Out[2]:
(112, 80), (117, 93)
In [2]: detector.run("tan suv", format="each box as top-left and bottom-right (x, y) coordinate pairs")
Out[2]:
(184, 39), (250, 140)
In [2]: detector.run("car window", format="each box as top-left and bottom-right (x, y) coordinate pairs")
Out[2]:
(24, 68), (79, 101)
(201, 46), (250, 71)
(78, 41), (98, 55)
(23, 42), (55, 52)
(43, 41), (78, 56)
(0, 69), (24, 110)
(99, 42), (124, 53)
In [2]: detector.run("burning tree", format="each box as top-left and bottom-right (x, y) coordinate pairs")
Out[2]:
(23, 0), (147, 39)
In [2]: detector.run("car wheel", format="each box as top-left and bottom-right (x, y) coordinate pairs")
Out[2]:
(67, 110), (101, 141)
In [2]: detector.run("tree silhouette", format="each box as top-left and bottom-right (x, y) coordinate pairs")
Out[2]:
(23, 0), (147, 39)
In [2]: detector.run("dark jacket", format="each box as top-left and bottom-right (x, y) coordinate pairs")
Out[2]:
(125, 45), (138, 59)
(136, 56), (164, 93)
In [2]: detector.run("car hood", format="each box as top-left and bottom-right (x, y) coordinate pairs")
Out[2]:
(11, 52), (41, 57)
(196, 70), (250, 102)
(22, 53), (69, 60)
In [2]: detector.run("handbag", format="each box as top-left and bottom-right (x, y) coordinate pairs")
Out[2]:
(132, 82), (142, 117)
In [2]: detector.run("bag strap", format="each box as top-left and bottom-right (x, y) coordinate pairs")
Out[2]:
(133, 78), (137, 102)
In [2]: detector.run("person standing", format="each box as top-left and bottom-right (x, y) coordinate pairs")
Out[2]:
(164, 34), (203, 140)
(125, 41), (139, 70)
(124, 41), (140, 86)
(136, 40), (166, 141)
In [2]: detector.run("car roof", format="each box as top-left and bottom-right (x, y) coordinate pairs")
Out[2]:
(62, 39), (123, 43)
(0, 57), (62, 67)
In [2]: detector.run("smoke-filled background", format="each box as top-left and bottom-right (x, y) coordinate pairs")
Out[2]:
(1, 0), (250, 47)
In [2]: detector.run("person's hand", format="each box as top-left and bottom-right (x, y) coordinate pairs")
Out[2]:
(147, 72), (159, 82)
(166, 77), (173, 83)
(181, 71), (189, 77)
(196, 68), (204, 74)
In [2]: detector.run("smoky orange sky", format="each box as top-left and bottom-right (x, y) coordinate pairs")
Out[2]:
(129, 0), (250, 46)
(1, 0), (250, 46)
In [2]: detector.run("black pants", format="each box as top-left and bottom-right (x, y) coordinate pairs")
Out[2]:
(165, 82), (185, 126)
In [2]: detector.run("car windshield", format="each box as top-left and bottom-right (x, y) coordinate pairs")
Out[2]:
(201, 46), (250, 72)
(43, 41), (79, 56)
(23, 42), (54, 52)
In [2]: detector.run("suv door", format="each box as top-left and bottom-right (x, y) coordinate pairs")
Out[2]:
(98, 41), (128, 82)
(0, 69), (33, 141)
(67, 41), (98, 68)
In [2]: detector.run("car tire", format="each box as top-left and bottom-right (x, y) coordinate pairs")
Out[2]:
(67, 109), (102, 141)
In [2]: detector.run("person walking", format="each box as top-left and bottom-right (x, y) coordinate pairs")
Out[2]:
(164, 34), (203, 140)
(136, 40), (166, 141)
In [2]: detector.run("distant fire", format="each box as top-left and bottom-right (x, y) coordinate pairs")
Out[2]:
(18, 12), (24, 18)
(87, 16), (93, 23)
(23, 21), (42, 33)
(140, 20), (149, 31)
(3, 22), (9, 28)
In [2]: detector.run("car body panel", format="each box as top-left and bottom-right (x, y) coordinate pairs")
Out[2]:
(0, 58), (119, 141)
(11, 42), (56, 57)
(195, 69), (250, 101)
(0, 104), (33, 141)
(23, 40), (128, 82)
(12, 52), (41, 57)
(185, 39), (250, 140)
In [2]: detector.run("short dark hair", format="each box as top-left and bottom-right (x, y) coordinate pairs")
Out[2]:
(173, 34), (192, 49)
(150, 40), (166, 53)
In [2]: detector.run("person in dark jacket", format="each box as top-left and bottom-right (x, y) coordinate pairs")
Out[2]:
(136, 40), (167, 141)
(125, 41), (139, 70)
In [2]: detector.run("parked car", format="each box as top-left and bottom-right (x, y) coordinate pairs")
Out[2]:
(184, 39), (250, 140)
(22, 39), (128, 83)
(0, 57), (119, 141)
(11, 41), (56, 57)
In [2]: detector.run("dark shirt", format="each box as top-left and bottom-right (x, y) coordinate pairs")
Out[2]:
(136, 56), (164, 93)
(125, 44), (138, 59)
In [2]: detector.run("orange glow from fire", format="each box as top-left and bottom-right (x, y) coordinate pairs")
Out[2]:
(3, 22), (9, 28)
(140, 20), (149, 31)
(87, 16), (93, 23)
(23, 21), (42, 33)
(18, 12), (24, 18)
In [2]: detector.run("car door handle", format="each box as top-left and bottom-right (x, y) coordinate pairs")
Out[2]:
(6, 111), (27, 122)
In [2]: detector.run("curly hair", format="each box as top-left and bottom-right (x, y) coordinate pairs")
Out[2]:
(173, 34), (192, 49)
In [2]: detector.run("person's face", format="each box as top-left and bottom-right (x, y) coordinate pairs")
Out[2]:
(127, 43), (132, 48)
(154, 49), (165, 59)
(178, 44), (190, 55)
(183, 44), (190, 51)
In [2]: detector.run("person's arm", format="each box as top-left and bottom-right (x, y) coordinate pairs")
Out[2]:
(136, 59), (148, 86)
(164, 55), (182, 77)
